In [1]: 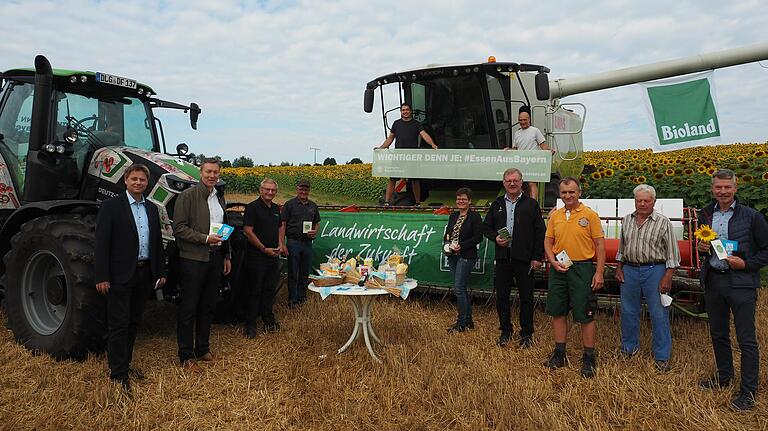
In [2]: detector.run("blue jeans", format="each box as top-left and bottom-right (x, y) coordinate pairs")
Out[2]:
(287, 239), (314, 303)
(448, 255), (476, 327)
(620, 264), (672, 360)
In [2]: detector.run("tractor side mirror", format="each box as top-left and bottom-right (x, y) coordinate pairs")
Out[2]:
(363, 89), (375, 113)
(495, 109), (507, 124)
(535, 72), (550, 101)
(189, 103), (200, 130)
(176, 143), (189, 156)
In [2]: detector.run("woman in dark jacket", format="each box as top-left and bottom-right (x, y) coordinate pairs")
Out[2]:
(443, 187), (483, 333)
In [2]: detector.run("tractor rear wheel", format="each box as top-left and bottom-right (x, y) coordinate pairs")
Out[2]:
(2, 214), (104, 360)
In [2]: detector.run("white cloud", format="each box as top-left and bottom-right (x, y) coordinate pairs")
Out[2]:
(2, 0), (767, 164)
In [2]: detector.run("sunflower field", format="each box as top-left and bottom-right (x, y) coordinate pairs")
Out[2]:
(580, 142), (768, 213)
(222, 163), (387, 202)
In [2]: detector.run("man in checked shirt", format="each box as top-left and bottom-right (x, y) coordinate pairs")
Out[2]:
(615, 184), (680, 373)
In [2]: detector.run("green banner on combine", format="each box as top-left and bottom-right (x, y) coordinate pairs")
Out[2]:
(371, 149), (552, 182)
(313, 211), (496, 289)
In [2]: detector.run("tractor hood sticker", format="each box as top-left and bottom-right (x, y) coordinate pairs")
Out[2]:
(0, 155), (20, 209)
(89, 148), (131, 184)
(121, 148), (200, 181)
(89, 147), (201, 184)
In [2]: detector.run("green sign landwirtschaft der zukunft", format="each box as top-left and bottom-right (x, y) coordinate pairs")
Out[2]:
(312, 212), (496, 289)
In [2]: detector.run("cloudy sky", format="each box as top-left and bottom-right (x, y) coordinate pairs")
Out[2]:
(2, 0), (767, 164)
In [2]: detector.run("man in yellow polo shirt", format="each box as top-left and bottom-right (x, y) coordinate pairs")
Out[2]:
(544, 177), (605, 378)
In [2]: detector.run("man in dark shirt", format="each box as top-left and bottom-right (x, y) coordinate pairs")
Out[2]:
(376, 103), (438, 205)
(281, 179), (320, 308)
(242, 178), (285, 338)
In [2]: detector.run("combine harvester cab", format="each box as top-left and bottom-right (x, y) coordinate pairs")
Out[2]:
(0, 55), (211, 359)
(364, 59), (582, 208)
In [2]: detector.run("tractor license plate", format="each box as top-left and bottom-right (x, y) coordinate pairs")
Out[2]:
(95, 72), (137, 89)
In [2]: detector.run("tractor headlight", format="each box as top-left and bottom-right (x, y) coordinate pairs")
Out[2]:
(166, 175), (195, 192)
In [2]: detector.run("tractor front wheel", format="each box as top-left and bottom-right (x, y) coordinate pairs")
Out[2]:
(2, 214), (104, 360)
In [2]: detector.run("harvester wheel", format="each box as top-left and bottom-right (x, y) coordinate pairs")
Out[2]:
(2, 214), (104, 360)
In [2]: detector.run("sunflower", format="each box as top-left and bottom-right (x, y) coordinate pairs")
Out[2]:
(636, 175), (647, 183)
(742, 174), (753, 183)
(697, 166), (707, 173)
(736, 155), (746, 162)
(683, 168), (694, 175)
(591, 172), (602, 180)
(618, 164), (627, 170)
(694, 225), (718, 242)
(665, 168), (675, 176)
(763, 172), (768, 181)
(685, 179), (695, 186)
(707, 168), (716, 175)
(604, 168), (615, 177)
(654, 173), (664, 179)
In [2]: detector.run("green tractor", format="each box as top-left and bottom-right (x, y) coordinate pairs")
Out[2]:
(0, 55), (203, 359)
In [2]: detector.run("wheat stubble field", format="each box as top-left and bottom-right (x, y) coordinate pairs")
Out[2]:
(1, 286), (767, 431)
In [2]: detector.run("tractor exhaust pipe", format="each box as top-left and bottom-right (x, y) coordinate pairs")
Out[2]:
(28, 55), (53, 152)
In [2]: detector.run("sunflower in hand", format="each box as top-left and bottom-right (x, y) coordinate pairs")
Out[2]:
(694, 225), (718, 242)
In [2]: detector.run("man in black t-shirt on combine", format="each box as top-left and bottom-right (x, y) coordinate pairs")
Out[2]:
(376, 103), (438, 206)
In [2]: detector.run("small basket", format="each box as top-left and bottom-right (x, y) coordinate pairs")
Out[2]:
(343, 268), (362, 284)
(373, 273), (407, 286)
(311, 277), (343, 287)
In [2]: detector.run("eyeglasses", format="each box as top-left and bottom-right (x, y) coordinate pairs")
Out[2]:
(262, 188), (277, 193)
(503, 179), (522, 184)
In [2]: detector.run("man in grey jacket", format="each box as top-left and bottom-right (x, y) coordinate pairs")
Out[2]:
(173, 158), (232, 372)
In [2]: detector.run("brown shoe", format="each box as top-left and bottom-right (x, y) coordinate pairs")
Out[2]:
(198, 352), (220, 363)
(182, 361), (204, 374)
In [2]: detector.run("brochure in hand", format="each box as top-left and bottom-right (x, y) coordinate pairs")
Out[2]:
(555, 250), (573, 268)
(210, 223), (235, 241)
(497, 227), (512, 241)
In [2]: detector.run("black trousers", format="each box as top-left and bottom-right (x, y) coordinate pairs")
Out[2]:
(494, 259), (535, 338)
(247, 254), (280, 329)
(177, 252), (223, 363)
(106, 265), (152, 381)
(705, 272), (759, 396)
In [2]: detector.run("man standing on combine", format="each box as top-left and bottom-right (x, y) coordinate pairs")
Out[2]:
(376, 103), (438, 206)
(505, 106), (555, 201)
(543, 177), (605, 378)
(96, 164), (166, 393)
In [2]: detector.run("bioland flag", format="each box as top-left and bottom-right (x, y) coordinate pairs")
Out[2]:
(640, 71), (721, 152)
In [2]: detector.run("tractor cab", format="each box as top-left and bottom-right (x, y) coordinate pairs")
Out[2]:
(0, 65), (199, 204)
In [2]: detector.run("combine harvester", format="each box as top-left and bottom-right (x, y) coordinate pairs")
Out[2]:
(313, 43), (768, 316)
